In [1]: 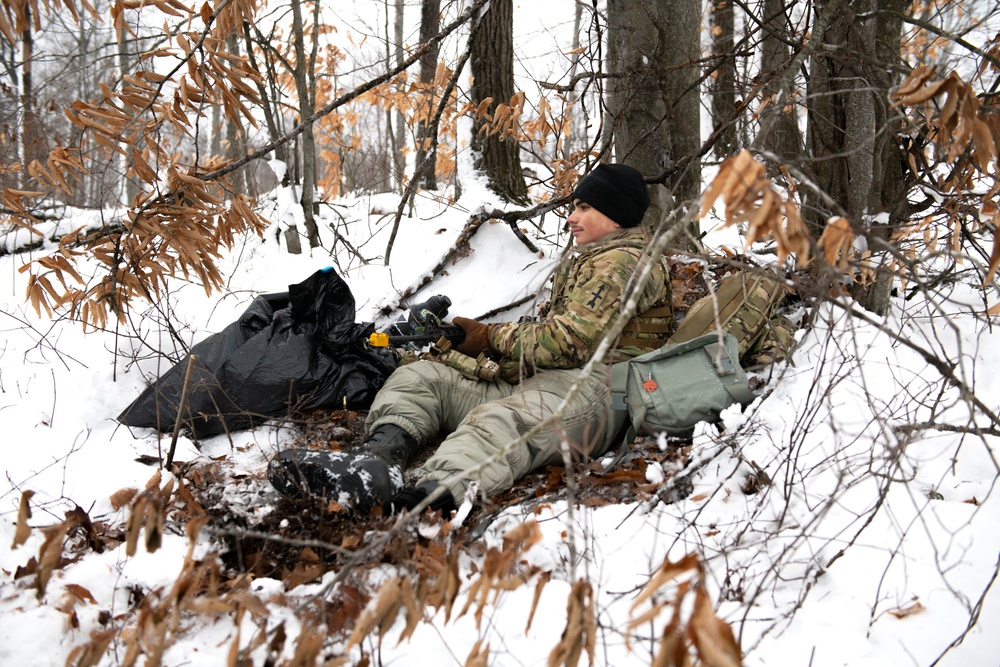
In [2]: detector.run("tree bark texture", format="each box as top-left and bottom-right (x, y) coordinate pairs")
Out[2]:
(563, 0), (586, 161)
(117, 36), (141, 204)
(470, 0), (528, 204)
(291, 0), (320, 247)
(606, 0), (701, 233)
(21, 9), (48, 190)
(807, 0), (848, 231)
(710, 0), (739, 158)
(392, 0), (407, 191)
(852, 0), (910, 315)
(806, 0), (909, 315)
(759, 0), (802, 160)
(243, 22), (291, 188)
(226, 32), (249, 197)
(414, 0), (441, 191)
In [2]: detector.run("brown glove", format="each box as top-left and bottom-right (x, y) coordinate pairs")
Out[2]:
(453, 317), (492, 357)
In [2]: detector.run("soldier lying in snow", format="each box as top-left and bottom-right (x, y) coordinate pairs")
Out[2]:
(268, 163), (795, 516)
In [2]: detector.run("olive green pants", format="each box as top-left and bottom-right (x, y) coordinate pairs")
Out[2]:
(365, 360), (620, 504)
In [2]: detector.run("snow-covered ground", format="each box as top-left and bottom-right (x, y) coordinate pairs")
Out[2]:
(2, 173), (998, 666)
(3, 0), (1000, 663)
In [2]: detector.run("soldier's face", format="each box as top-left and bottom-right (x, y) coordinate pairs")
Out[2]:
(567, 200), (621, 245)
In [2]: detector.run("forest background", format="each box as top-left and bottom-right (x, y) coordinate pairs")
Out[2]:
(1, 0), (999, 666)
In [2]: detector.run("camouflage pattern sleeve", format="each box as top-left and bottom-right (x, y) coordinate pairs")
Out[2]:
(489, 244), (650, 371)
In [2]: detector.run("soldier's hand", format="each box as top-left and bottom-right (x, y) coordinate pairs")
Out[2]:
(453, 317), (492, 357)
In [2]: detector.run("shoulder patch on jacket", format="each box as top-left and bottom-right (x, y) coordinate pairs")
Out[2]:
(583, 279), (617, 311)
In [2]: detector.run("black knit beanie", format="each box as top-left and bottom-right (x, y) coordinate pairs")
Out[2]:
(571, 163), (649, 228)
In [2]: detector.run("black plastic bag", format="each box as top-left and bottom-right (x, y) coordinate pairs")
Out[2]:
(118, 267), (398, 439)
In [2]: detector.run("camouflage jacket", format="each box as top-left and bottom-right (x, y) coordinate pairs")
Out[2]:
(489, 228), (672, 382)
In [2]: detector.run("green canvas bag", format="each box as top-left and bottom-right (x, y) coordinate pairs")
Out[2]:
(610, 331), (757, 443)
(599, 271), (792, 470)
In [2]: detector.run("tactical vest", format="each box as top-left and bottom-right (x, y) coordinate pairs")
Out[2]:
(667, 271), (790, 360)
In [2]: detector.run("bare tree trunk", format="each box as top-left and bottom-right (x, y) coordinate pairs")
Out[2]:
(807, 0), (885, 222)
(759, 0), (802, 160)
(806, 0), (850, 233)
(562, 1), (585, 161)
(210, 101), (222, 159)
(20, 12), (45, 185)
(413, 0), (441, 191)
(607, 0), (667, 223)
(851, 0), (910, 315)
(710, 0), (739, 158)
(804, 0), (909, 315)
(291, 0), (320, 248)
(873, 0), (910, 227)
(226, 32), (248, 196)
(470, 0), (528, 203)
(391, 0), (406, 191)
(242, 21), (290, 187)
(660, 0), (701, 229)
(607, 0), (701, 233)
(117, 36), (140, 204)
(845, 0), (877, 222)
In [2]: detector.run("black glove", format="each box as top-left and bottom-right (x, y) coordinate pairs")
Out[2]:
(391, 482), (457, 514)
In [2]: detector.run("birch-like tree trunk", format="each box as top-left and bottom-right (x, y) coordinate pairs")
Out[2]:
(20, 6), (47, 189)
(117, 36), (141, 204)
(391, 0), (406, 191)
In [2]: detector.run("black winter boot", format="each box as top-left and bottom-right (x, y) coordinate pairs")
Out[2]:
(267, 449), (404, 513)
(358, 424), (421, 467)
(267, 425), (421, 514)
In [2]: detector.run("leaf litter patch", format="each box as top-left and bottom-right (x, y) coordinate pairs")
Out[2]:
(184, 407), (693, 597)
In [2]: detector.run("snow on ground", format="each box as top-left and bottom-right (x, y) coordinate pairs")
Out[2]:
(2, 180), (999, 667)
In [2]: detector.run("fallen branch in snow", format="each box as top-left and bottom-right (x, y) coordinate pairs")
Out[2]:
(892, 421), (1000, 438)
(201, 526), (354, 557)
(474, 292), (541, 320)
(379, 204), (553, 316)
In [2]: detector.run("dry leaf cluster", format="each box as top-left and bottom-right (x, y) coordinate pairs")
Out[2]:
(26, 469), (280, 667)
(11, 495), (109, 601)
(891, 65), (1000, 300)
(468, 90), (590, 163)
(330, 519), (741, 667)
(815, 217), (855, 273)
(697, 150), (812, 268)
(337, 520), (549, 665)
(626, 553), (742, 667)
(5, 0), (268, 330)
(548, 579), (597, 667)
(473, 91), (527, 142)
(5, 432), (739, 667)
(892, 66), (998, 170)
(348, 61), (465, 188)
(0, 0), (97, 43)
(124, 470), (176, 557)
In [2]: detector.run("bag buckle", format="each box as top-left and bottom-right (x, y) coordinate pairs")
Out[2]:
(704, 341), (738, 376)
